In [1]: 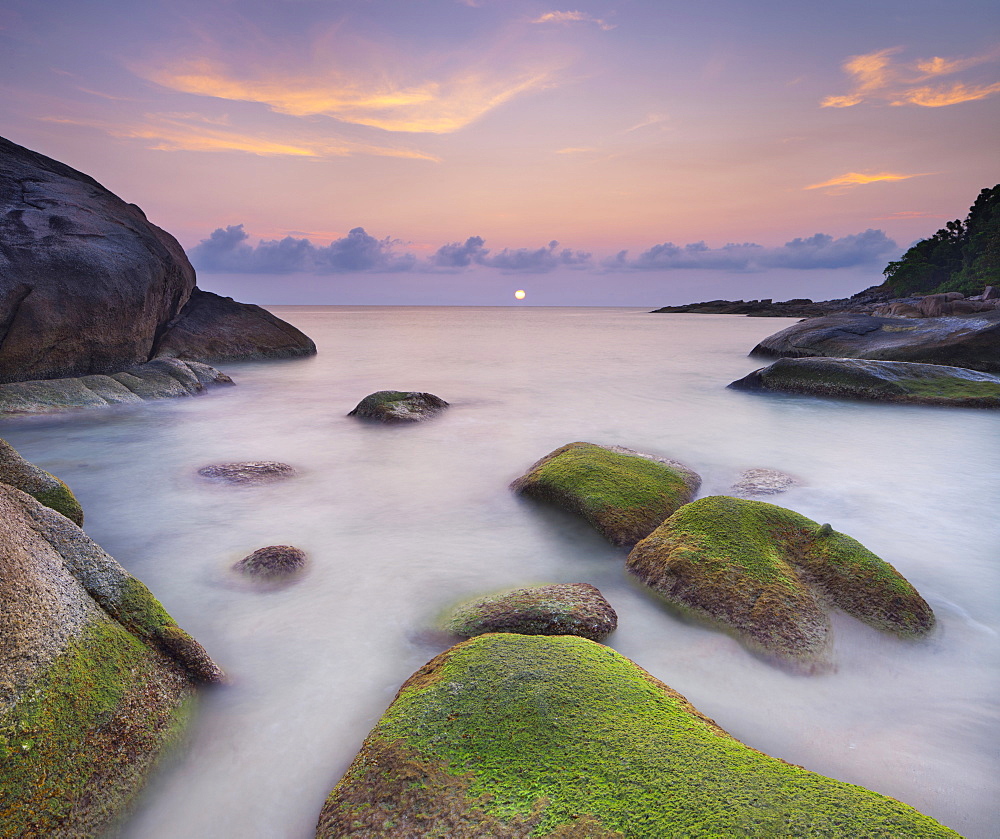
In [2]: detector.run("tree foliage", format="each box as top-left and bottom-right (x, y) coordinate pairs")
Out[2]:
(881, 185), (1000, 296)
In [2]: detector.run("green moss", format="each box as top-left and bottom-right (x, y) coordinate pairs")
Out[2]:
(627, 497), (933, 660)
(0, 617), (193, 837)
(514, 443), (698, 547)
(30, 479), (85, 526)
(900, 376), (1000, 403)
(322, 634), (957, 838)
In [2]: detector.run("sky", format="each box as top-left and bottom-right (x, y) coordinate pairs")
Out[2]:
(1, 0), (998, 305)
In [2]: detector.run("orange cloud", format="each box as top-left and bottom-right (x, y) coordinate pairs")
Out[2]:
(531, 11), (616, 30)
(822, 46), (1000, 108)
(136, 55), (559, 134)
(805, 172), (931, 191)
(555, 146), (598, 154)
(40, 115), (440, 161)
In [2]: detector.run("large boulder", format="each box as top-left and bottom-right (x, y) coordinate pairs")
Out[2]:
(511, 442), (700, 548)
(0, 135), (314, 384)
(0, 437), (83, 524)
(749, 311), (1000, 373)
(0, 358), (233, 416)
(316, 633), (957, 838)
(443, 583), (617, 642)
(730, 357), (1000, 408)
(154, 288), (316, 362)
(626, 496), (934, 663)
(0, 483), (222, 837)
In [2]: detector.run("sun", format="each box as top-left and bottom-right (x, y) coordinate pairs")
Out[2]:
(514, 289), (526, 300)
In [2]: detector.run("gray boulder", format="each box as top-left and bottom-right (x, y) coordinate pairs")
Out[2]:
(730, 357), (1000, 408)
(197, 461), (296, 485)
(0, 358), (232, 416)
(729, 468), (799, 497)
(0, 135), (315, 385)
(348, 390), (449, 423)
(0, 482), (222, 837)
(233, 545), (308, 579)
(750, 311), (1000, 373)
(443, 583), (618, 642)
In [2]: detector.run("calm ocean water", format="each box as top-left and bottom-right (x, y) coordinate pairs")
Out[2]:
(3, 307), (997, 838)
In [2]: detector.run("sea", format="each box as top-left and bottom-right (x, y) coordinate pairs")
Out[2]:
(3, 306), (997, 838)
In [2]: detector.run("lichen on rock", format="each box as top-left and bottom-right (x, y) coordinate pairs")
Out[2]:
(510, 442), (700, 547)
(0, 437), (84, 525)
(443, 583), (617, 642)
(316, 633), (958, 838)
(348, 390), (449, 423)
(626, 495), (935, 662)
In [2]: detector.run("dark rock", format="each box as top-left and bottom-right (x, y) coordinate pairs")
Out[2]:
(0, 437), (83, 524)
(626, 496), (934, 664)
(871, 293), (999, 318)
(443, 583), (617, 642)
(348, 390), (448, 423)
(315, 634), (957, 838)
(729, 468), (799, 497)
(511, 442), (700, 548)
(0, 482), (222, 837)
(155, 288), (316, 362)
(233, 545), (307, 579)
(749, 310), (1000, 373)
(197, 461), (297, 485)
(0, 135), (315, 385)
(730, 357), (1000, 407)
(0, 358), (233, 415)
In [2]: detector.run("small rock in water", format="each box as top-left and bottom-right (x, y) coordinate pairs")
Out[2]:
(730, 468), (799, 497)
(197, 461), (296, 485)
(234, 545), (308, 579)
(348, 390), (448, 423)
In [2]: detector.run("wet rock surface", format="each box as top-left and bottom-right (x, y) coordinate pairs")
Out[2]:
(348, 390), (449, 423)
(511, 442), (701, 548)
(197, 461), (297, 485)
(730, 357), (1000, 407)
(443, 583), (617, 642)
(729, 468), (800, 497)
(233, 545), (308, 579)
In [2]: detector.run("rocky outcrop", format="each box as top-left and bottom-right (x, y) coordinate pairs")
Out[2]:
(749, 310), (1000, 373)
(154, 288), (316, 363)
(316, 633), (957, 838)
(650, 287), (895, 317)
(0, 483), (222, 837)
(0, 437), (83, 524)
(233, 545), (307, 579)
(443, 583), (617, 642)
(196, 461), (296, 485)
(626, 496), (934, 663)
(730, 357), (1000, 408)
(872, 292), (1000, 319)
(511, 442), (700, 548)
(348, 390), (449, 423)
(0, 135), (314, 385)
(0, 358), (232, 416)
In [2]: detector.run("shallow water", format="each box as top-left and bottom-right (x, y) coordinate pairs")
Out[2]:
(4, 307), (997, 838)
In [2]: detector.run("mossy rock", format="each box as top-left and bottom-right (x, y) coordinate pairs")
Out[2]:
(730, 357), (1000, 407)
(511, 442), (700, 547)
(627, 496), (934, 662)
(0, 437), (84, 525)
(315, 633), (958, 838)
(443, 583), (618, 642)
(348, 390), (449, 423)
(233, 544), (308, 580)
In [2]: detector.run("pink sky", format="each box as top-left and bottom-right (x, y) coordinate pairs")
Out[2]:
(2, 0), (997, 303)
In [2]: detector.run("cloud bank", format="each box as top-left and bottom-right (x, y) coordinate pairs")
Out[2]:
(189, 227), (896, 274)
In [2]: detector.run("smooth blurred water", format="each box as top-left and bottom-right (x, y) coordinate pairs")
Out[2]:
(3, 307), (997, 838)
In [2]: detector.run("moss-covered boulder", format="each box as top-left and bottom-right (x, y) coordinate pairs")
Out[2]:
(627, 496), (934, 662)
(730, 357), (1000, 408)
(443, 583), (617, 642)
(511, 442), (701, 547)
(348, 390), (449, 423)
(0, 437), (84, 525)
(0, 483), (223, 837)
(316, 633), (957, 838)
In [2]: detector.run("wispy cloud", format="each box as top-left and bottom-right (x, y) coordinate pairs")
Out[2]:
(135, 51), (560, 134)
(555, 146), (599, 154)
(871, 210), (946, 221)
(805, 171), (932, 191)
(822, 46), (1000, 108)
(531, 11), (616, 31)
(41, 114), (440, 160)
(623, 112), (669, 133)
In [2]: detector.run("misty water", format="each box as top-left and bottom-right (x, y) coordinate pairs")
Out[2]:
(3, 307), (997, 838)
